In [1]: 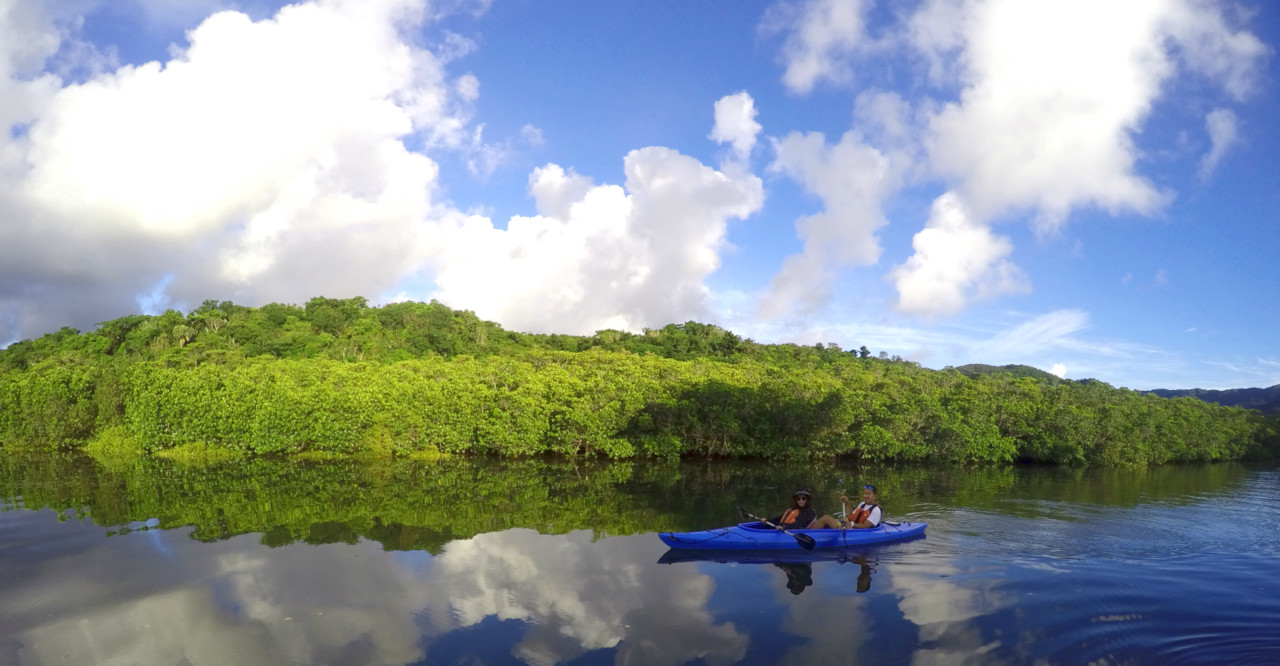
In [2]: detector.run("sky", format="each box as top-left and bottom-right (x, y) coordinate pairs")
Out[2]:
(1, 0), (1277, 391)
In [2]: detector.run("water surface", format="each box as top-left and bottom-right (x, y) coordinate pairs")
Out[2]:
(1, 452), (1277, 664)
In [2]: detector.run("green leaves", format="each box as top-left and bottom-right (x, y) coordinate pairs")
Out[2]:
(1, 299), (1276, 465)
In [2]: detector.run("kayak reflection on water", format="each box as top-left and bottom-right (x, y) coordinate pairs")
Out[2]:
(658, 548), (878, 596)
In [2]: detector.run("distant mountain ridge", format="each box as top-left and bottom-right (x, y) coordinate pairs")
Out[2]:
(953, 364), (1280, 416)
(1146, 385), (1280, 415)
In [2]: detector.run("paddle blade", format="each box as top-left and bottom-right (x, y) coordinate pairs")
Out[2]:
(794, 532), (816, 550)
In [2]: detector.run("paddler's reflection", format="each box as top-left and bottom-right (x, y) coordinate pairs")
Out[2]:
(772, 562), (814, 595)
(850, 554), (876, 593)
(656, 549), (879, 596)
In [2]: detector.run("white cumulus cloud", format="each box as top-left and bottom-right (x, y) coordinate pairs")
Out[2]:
(760, 129), (901, 318)
(891, 192), (1028, 317)
(0, 0), (474, 340)
(1, 0), (773, 344)
(763, 0), (872, 94)
(430, 146), (764, 334)
(769, 0), (1267, 319)
(921, 0), (1266, 232)
(920, 0), (1175, 233)
(709, 91), (762, 161)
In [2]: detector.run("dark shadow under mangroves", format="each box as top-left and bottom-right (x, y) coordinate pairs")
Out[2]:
(0, 448), (1264, 551)
(625, 379), (850, 457)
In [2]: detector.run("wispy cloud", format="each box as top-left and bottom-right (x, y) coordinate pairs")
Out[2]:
(973, 309), (1089, 359)
(1198, 108), (1240, 180)
(721, 299), (1267, 389)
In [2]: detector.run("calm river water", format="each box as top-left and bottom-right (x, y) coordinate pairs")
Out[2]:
(1, 452), (1277, 665)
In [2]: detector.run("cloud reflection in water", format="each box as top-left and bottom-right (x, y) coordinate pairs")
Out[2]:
(427, 528), (747, 665)
(1, 515), (753, 665)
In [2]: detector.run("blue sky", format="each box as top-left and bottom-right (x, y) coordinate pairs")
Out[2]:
(1, 0), (1277, 390)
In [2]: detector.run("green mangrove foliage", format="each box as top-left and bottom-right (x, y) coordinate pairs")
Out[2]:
(2, 451), (1260, 549)
(1, 298), (1277, 464)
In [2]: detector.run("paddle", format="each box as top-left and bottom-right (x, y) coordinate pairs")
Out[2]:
(836, 481), (849, 547)
(737, 506), (817, 550)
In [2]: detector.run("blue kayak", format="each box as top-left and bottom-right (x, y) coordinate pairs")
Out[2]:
(658, 547), (888, 565)
(659, 521), (927, 550)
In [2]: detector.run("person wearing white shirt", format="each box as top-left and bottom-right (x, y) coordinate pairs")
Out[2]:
(808, 484), (881, 529)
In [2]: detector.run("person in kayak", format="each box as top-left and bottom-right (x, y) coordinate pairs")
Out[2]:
(766, 490), (816, 530)
(808, 485), (881, 529)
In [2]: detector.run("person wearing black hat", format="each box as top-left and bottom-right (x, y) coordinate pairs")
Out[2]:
(765, 490), (816, 530)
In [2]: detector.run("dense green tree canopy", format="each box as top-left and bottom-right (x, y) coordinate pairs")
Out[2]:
(1, 298), (1277, 465)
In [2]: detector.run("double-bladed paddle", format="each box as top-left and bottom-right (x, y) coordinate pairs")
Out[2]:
(737, 506), (817, 550)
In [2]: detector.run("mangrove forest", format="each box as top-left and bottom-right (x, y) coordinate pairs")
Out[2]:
(1, 297), (1277, 465)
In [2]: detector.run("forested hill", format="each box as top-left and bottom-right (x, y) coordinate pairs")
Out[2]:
(2, 297), (1278, 465)
(0, 297), (859, 368)
(953, 364), (1064, 384)
(1146, 386), (1280, 416)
